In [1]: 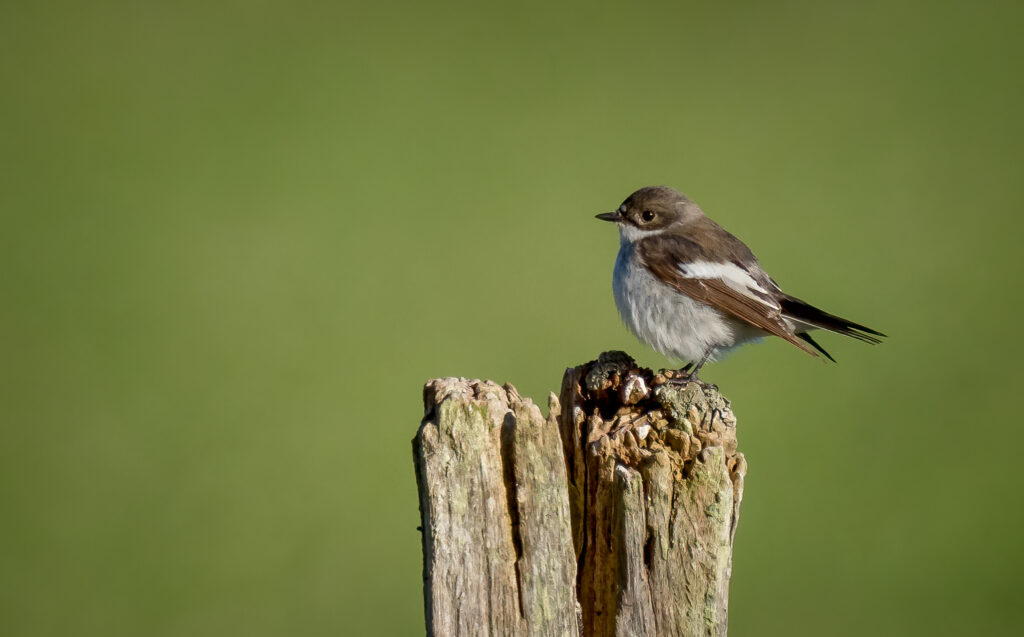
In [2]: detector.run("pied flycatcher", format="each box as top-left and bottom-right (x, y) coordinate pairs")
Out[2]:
(597, 186), (884, 380)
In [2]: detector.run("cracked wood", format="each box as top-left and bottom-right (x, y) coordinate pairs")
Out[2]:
(414, 379), (580, 637)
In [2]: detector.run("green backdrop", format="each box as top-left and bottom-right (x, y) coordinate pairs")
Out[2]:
(3, 1), (1022, 635)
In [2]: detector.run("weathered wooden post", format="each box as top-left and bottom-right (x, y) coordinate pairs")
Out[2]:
(413, 352), (746, 636)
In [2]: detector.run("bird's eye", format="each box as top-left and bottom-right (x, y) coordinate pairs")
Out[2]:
(641, 210), (655, 222)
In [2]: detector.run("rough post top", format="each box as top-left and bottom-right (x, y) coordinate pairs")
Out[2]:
(566, 351), (739, 465)
(421, 351), (739, 467)
(422, 377), (559, 428)
(423, 377), (520, 413)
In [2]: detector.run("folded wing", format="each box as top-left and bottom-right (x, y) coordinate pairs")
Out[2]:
(637, 234), (819, 357)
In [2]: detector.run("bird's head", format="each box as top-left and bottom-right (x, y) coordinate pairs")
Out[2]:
(596, 186), (702, 239)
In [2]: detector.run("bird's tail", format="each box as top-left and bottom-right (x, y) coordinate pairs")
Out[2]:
(780, 295), (886, 353)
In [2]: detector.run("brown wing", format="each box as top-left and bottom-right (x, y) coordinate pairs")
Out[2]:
(638, 234), (819, 357)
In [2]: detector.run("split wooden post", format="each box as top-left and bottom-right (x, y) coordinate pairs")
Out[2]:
(413, 352), (747, 636)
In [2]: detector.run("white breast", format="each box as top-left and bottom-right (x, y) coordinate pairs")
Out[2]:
(611, 241), (763, 363)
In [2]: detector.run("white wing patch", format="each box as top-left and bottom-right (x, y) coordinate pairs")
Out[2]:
(678, 261), (780, 309)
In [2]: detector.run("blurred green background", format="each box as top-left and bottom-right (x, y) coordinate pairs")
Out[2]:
(3, 1), (1023, 635)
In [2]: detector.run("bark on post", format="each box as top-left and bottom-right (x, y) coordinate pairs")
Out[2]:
(414, 352), (746, 637)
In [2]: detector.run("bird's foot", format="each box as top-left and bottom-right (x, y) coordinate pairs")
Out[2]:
(667, 374), (709, 388)
(663, 365), (697, 385)
(663, 364), (717, 390)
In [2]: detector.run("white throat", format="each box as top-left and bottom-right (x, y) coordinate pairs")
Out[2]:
(618, 223), (661, 244)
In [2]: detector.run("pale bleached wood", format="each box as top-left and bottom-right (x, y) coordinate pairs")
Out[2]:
(414, 379), (580, 637)
(415, 352), (746, 636)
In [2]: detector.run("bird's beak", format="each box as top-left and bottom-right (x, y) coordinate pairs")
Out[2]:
(595, 212), (620, 222)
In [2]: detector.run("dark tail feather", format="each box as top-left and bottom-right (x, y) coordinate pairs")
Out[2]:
(797, 332), (836, 362)
(780, 296), (886, 345)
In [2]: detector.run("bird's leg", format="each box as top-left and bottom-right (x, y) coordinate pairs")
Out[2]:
(689, 352), (711, 379)
(669, 350), (714, 386)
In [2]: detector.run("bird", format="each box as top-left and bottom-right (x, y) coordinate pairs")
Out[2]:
(596, 186), (884, 381)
